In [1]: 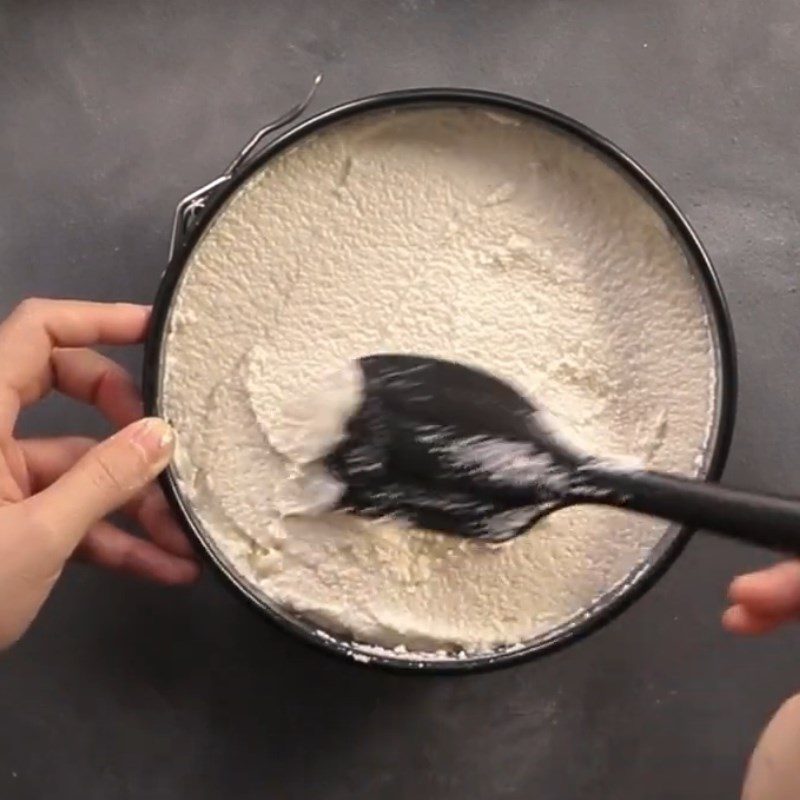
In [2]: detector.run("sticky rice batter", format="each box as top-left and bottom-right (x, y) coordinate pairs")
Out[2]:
(161, 105), (718, 657)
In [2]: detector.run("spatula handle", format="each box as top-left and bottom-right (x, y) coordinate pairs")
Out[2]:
(587, 467), (800, 555)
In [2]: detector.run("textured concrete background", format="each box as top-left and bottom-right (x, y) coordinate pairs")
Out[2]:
(1, 1), (800, 797)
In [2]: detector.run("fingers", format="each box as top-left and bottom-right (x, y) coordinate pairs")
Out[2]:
(24, 418), (174, 561)
(730, 561), (800, 617)
(51, 348), (143, 428)
(0, 299), (149, 435)
(75, 520), (199, 585)
(122, 488), (195, 558)
(12, 345), (145, 492)
(722, 605), (782, 636)
(0, 299), (150, 357)
(723, 560), (800, 636)
(19, 436), (94, 494)
(741, 694), (800, 800)
(20, 436), (196, 560)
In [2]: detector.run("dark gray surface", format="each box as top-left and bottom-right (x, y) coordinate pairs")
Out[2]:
(1, 1), (799, 797)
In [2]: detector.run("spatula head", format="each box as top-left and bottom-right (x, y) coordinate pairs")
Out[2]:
(324, 355), (584, 541)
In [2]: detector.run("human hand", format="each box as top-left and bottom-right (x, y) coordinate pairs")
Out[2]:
(741, 693), (800, 799)
(723, 561), (800, 635)
(0, 298), (198, 650)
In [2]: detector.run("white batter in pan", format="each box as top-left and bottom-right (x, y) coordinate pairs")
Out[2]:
(161, 105), (717, 657)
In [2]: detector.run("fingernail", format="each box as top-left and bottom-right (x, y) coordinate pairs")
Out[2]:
(114, 302), (151, 316)
(129, 417), (175, 463)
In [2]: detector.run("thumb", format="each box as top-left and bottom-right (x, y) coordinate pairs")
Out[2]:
(26, 417), (175, 558)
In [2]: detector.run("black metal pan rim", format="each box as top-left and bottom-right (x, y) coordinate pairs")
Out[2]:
(143, 88), (737, 674)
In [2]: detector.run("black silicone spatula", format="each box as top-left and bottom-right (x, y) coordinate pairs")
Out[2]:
(320, 354), (800, 550)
